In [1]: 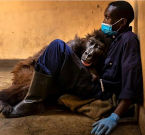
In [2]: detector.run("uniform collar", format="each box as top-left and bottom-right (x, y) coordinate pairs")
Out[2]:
(110, 26), (132, 40)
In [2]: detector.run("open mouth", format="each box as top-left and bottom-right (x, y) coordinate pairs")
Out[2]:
(81, 60), (92, 67)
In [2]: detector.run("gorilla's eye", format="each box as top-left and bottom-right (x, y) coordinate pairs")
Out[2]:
(88, 54), (92, 57)
(85, 51), (88, 55)
(90, 41), (94, 45)
(88, 40), (95, 45)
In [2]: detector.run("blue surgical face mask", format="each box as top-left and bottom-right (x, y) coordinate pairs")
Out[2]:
(101, 18), (124, 36)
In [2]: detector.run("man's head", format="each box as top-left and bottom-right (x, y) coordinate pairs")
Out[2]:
(102, 1), (134, 34)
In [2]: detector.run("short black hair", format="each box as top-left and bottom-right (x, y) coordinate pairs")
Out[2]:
(108, 1), (134, 24)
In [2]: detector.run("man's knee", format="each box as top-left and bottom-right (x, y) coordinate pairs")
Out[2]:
(50, 39), (65, 48)
(48, 39), (72, 54)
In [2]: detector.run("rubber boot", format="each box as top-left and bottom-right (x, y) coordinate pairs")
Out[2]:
(3, 71), (58, 118)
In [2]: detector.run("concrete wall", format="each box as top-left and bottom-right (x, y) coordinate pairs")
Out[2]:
(137, 1), (145, 108)
(0, 1), (112, 59)
(137, 1), (145, 135)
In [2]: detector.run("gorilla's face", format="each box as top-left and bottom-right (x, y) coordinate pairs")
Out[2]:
(81, 37), (105, 67)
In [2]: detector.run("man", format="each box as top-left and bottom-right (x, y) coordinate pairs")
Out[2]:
(91, 1), (143, 135)
(4, 1), (143, 135)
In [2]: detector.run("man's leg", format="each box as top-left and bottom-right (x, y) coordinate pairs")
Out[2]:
(35, 39), (73, 76)
(35, 39), (99, 99)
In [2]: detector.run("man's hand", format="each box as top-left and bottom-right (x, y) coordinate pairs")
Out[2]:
(91, 113), (120, 135)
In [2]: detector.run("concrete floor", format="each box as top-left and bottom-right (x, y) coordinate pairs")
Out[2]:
(0, 60), (142, 135)
(0, 68), (12, 90)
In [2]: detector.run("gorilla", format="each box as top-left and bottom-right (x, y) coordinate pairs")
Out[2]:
(0, 30), (112, 114)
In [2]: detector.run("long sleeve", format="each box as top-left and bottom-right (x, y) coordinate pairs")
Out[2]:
(119, 36), (143, 103)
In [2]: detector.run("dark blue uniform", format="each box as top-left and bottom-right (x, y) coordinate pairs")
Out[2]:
(35, 27), (143, 103)
(101, 27), (143, 103)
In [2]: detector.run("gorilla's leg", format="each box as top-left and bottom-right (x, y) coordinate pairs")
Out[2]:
(0, 85), (29, 114)
(0, 85), (29, 105)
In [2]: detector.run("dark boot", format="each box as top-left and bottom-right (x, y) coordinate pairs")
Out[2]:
(3, 71), (58, 118)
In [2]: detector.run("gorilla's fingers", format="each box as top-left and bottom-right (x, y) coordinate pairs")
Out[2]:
(0, 100), (13, 114)
(2, 105), (13, 115)
(0, 102), (5, 113)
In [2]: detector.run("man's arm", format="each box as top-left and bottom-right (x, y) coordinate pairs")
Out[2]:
(114, 99), (132, 117)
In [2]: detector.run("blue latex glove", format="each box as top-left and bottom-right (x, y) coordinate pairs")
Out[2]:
(91, 113), (120, 135)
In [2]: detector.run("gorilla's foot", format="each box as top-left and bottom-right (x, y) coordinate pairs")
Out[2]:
(0, 100), (13, 115)
(3, 100), (45, 118)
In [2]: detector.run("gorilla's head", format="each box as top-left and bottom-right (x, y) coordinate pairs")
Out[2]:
(68, 30), (112, 67)
(81, 30), (112, 67)
(81, 36), (106, 66)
